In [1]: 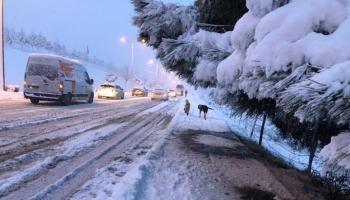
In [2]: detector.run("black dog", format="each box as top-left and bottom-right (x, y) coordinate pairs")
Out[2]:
(198, 104), (213, 120)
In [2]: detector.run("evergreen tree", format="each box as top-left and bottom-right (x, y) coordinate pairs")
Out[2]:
(195, 0), (247, 32)
(132, 0), (198, 48)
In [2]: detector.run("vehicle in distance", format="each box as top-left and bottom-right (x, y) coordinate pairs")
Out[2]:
(97, 84), (125, 100)
(131, 87), (148, 97)
(175, 84), (184, 96)
(24, 54), (94, 105)
(5, 85), (20, 92)
(168, 89), (177, 99)
(150, 88), (168, 101)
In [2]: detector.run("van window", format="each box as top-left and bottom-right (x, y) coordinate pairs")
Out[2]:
(84, 72), (90, 84)
(27, 63), (58, 81)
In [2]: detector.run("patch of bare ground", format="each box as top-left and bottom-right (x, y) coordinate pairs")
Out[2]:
(178, 129), (327, 200)
(238, 136), (326, 200)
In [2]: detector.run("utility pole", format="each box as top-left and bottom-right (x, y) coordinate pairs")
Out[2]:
(0, 0), (4, 91)
(130, 42), (134, 75)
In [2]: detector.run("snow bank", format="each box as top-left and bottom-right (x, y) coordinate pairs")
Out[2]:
(320, 132), (350, 175)
(0, 91), (23, 100)
(100, 94), (232, 199)
(172, 94), (230, 133)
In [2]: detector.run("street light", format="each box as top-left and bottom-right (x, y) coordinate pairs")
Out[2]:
(119, 36), (148, 75)
(0, 0), (4, 91)
(120, 36), (135, 77)
(148, 59), (154, 65)
(148, 58), (163, 83)
(120, 37), (126, 43)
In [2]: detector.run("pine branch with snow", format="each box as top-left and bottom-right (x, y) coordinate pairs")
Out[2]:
(132, 0), (198, 47)
(132, 0), (350, 174)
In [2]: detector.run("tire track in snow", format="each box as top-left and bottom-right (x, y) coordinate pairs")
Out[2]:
(0, 98), (148, 131)
(0, 101), (173, 199)
(0, 101), (158, 168)
(0, 99), (154, 147)
(0, 101), (171, 199)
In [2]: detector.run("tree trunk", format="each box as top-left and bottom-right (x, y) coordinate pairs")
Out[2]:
(259, 114), (267, 146)
(250, 115), (258, 138)
(307, 123), (319, 174)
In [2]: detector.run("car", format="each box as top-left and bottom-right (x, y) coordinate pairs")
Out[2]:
(150, 88), (168, 101)
(97, 84), (125, 100)
(5, 85), (20, 92)
(24, 54), (94, 105)
(168, 89), (177, 98)
(131, 87), (148, 97)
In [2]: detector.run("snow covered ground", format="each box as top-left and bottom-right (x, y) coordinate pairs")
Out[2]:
(0, 93), (179, 200)
(71, 94), (319, 200)
(0, 92), (326, 199)
(197, 90), (322, 172)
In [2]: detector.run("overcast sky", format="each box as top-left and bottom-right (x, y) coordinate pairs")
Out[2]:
(4, 0), (193, 87)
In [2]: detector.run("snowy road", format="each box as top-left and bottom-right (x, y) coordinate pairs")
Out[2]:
(0, 95), (178, 200)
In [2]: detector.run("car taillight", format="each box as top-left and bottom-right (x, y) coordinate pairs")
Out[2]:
(59, 81), (64, 92)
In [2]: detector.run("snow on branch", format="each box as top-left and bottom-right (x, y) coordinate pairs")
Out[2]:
(157, 30), (233, 86)
(132, 0), (350, 173)
(132, 0), (198, 48)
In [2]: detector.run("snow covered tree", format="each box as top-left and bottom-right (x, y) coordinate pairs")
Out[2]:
(195, 0), (247, 32)
(132, 0), (239, 86)
(132, 0), (198, 48)
(118, 66), (134, 88)
(133, 0), (350, 173)
(106, 73), (118, 83)
(17, 30), (27, 48)
(157, 30), (233, 86)
(4, 28), (16, 45)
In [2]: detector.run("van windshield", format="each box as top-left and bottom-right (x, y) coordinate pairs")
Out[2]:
(27, 63), (58, 81)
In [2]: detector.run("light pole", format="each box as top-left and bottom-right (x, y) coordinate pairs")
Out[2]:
(120, 37), (145, 75)
(120, 37), (135, 75)
(0, 0), (4, 91)
(148, 59), (160, 80)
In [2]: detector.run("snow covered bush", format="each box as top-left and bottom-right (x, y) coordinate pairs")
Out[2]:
(158, 30), (233, 85)
(195, 0), (247, 32)
(320, 132), (350, 176)
(215, 0), (350, 172)
(133, 0), (350, 173)
(132, 0), (197, 47)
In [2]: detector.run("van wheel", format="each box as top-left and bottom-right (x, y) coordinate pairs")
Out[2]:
(30, 98), (39, 104)
(88, 92), (94, 103)
(62, 93), (72, 106)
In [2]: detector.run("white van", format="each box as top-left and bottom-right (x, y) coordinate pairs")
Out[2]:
(24, 54), (94, 105)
